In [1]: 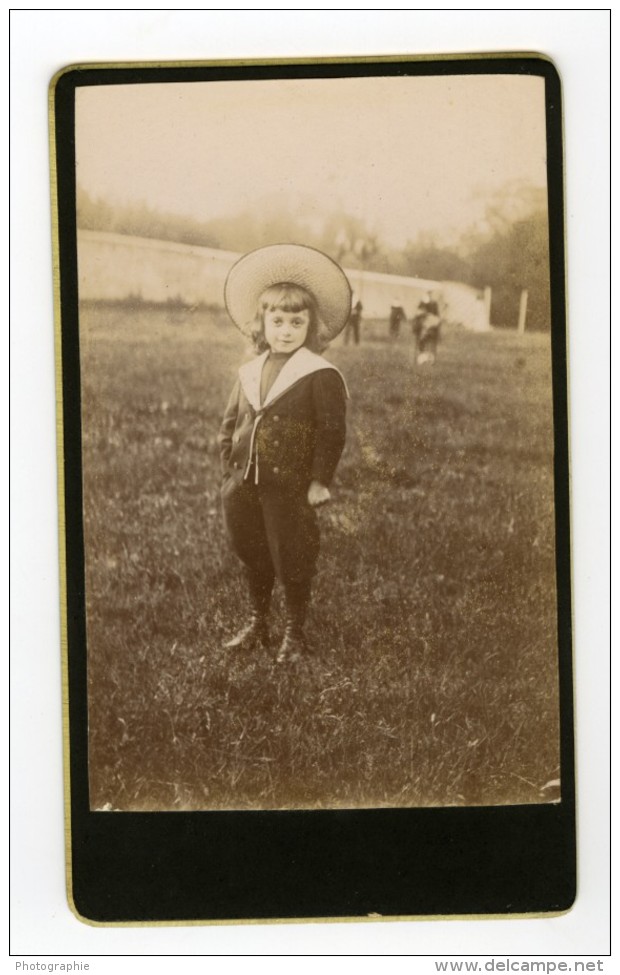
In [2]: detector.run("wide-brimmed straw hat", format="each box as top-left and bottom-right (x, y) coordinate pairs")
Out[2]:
(224, 244), (352, 343)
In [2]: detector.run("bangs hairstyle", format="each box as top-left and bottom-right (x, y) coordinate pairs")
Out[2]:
(250, 283), (325, 353)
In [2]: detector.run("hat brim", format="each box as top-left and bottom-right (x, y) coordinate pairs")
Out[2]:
(224, 244), (352, 342)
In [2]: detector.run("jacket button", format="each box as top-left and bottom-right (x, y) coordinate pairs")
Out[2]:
(233, 462), (239, 469)
(273, 466), (279, 474)
(273, 415), (279, 422)
(273, 440), (280, 447)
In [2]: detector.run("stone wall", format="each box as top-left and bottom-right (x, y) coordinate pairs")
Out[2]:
(77, 229), (490, 331)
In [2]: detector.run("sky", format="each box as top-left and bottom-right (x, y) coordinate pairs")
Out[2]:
(76, 72), (547, 248)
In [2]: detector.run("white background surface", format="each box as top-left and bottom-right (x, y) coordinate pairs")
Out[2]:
(10, 9), (611, 963)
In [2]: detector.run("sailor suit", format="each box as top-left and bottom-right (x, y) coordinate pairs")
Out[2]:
(218, 347), (347, 588)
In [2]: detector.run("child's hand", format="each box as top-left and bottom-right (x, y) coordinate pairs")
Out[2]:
(307, 480), (331, 507)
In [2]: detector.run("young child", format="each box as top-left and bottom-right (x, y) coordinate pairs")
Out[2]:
(218, 244), (351, 663)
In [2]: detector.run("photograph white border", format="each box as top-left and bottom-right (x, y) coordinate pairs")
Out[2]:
(10, 8), (611, 960)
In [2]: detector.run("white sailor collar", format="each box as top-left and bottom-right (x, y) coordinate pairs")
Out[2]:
(238, 347), (349, 412)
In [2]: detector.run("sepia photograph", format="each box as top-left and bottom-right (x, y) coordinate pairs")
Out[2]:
(70, 63), (564, 815)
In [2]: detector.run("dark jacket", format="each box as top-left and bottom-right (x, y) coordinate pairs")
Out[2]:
(218, 350), (347, 493)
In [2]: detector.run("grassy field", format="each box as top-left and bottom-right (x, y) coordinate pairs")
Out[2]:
(79, 302), (561, 811)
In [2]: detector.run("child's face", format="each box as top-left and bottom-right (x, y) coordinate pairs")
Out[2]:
(264, 307), (310, 354)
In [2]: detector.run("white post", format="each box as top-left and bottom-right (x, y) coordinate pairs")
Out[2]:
(518, 289), (529, 334)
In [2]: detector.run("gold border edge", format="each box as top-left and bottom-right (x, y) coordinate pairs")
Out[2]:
(48, 71), (79, 924)
(64, 909), (575, 930)
(47, 50), (559, 80)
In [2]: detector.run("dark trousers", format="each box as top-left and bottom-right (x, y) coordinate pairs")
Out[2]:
(222, 479), (320, 596)
(418, 326), (440, 356)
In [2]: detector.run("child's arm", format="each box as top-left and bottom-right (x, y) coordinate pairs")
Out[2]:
(308, 370), (347, 502)
(217, 381), (240, 475)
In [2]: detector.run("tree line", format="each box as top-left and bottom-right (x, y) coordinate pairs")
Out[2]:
(77, 182), (551, 330)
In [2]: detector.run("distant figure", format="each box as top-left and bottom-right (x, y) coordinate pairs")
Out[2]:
(413, 292), (442, 365)
(389, 299), (407, 339)
(344, 299), (363, 345)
